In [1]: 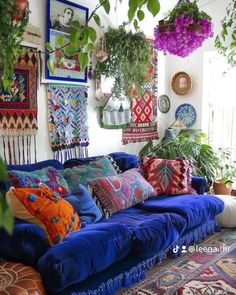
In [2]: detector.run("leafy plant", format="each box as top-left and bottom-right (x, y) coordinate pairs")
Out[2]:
(0, 158), (14, 234)
(139, 131), (218, 183)
(47, 0), (160, 73)
(0, 0), (29, 90)
(93, 24), (152, 99)
(215, 0), (236, 67)
(215, 148), (236, 185)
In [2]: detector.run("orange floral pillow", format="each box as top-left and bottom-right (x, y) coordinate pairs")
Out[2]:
(6, 184), (80, 245)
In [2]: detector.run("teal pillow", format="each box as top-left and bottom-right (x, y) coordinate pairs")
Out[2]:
(63, 156), (117, 190)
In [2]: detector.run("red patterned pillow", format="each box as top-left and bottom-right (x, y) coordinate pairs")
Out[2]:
(88, 169), (156, 217)
(141, 157), (194, 195)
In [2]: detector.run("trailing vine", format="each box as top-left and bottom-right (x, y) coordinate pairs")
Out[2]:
(215, 0), (236, 66)
(93, 24), (152, 99)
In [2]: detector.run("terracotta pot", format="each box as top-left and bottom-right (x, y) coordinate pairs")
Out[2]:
(157, 20), (201, 33)
(213, 181), (232, 195)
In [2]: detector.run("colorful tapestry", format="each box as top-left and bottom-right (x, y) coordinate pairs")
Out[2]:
(47, 84), (89, 162)
(0, 47), (38, 164)
(122, 229), (236, 295)
(122, 40), (158, 144)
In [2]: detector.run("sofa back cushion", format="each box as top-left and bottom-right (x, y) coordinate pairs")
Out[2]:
(6, 184), (80, 245)
(141, 157), (192, 195)
(7, 166), (70, 195)
(63, 156), (117, 190)
(63, 184), (103, 226)
(88, 169), (156, 217)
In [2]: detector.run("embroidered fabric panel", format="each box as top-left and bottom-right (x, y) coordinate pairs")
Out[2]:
(47, 84), (89, 162)
(122, 40), (158, 144)
(0, 47), (38, 164)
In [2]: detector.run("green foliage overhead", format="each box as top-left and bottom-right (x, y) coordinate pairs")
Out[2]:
(215, 0), (236, 67)
(139, 131), (218, 183)
(0, 0), (29, 89)
(47, 0), (160, 73)
(93, 24), (152, 99)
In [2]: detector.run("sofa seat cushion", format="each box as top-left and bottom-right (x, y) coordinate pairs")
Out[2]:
(108, 208), (187, 258)
(137, 194), (224, 229)
(37, 222), (132, 292)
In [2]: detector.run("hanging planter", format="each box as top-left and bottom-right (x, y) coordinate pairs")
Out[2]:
(154, 0), (213, 57)
(0, 0), (29, 90)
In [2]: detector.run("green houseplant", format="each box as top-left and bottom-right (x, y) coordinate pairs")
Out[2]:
(0, 0), (29, 90)
(215, 0), (236, 66)
(93, 24), (152, 99)
(213, 148), (236, 195)
(0, 158), (14, 234)
(47, 0), (161, 73)
(139, 131), (218, 185)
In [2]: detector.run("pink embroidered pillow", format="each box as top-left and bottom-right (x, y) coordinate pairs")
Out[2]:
(141, 157), (194, 195)
(88, 169), (156, 217)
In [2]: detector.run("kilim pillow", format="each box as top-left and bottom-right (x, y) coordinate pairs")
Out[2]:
(6, 183), (80, 245)
(88, 168), (156, 217)
(141, 156), (192, 196)
(7, 167), (70, 195)
(63, 156), (117, 190)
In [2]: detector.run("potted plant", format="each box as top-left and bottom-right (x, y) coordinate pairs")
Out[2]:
(139, 131), (218, 186)
(154, 0), (213, 57)
(0, 0), (29, 90)
(215, 0), (236, 67)
(93, 24), (152, 99)
(213, 148), (236, 195)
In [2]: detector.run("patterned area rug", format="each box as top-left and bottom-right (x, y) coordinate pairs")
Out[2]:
(121, 229), (236, 295)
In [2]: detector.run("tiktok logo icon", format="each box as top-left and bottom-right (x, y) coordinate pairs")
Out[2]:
(173, 245), (179, 253)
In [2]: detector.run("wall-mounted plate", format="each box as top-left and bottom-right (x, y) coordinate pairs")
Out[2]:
(175, 103), (197, 127)
(171, 71), (192, 96)
(158, 95), (170, 113)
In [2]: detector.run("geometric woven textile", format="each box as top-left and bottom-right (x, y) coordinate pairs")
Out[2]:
(0, 47), (38, 164)
(123, 40), (158, 144)
(47, 84), (89, 162)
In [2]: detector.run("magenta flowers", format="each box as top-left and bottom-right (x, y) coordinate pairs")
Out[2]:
(154, 13), (213, 57)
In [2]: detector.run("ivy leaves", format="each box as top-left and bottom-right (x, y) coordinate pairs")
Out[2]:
(47, 0), (160, 74)
(128, 0), (160, 29)
(0, 158), (14, 234)
(215, 0), (236, 67)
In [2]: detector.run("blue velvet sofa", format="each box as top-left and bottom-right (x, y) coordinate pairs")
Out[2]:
(0, 152), (224, 295)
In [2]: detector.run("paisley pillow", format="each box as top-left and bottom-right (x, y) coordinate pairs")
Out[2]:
(7, 167), (70, 195)
(88, 169), (156, 217)
(6, 184), (80, 245)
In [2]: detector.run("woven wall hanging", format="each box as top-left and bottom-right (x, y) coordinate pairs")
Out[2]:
(0, 47), (38, 165)
(47, 84), (89, 162)
(122, 40), (159, 144)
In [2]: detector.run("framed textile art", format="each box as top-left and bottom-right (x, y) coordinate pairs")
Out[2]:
(122, 40), (159, 144)
(45, 0), (88, 83)
(47, 84), (89, 162)
(0, 47), (38, 165)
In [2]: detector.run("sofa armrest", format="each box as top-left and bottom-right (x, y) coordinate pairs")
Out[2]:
(191, 176), (208, 194)
(0, 219), (49, 267)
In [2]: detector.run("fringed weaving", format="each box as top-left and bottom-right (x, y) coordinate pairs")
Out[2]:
(47, 84), (89, 162)
(0, 47), (38, 165)
(122, 40), (159, 144)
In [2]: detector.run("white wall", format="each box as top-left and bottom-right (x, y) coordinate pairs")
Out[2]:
(25, 0), (229, 161)
(163, 0), (231, 130)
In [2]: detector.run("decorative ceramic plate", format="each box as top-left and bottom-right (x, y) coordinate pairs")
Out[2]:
(175, 103), (197, 128)
(158, 95), (170, 113)
(171, 72), (192, 96)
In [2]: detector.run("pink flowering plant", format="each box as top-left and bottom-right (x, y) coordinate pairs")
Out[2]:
(154, 0), (213, 57)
